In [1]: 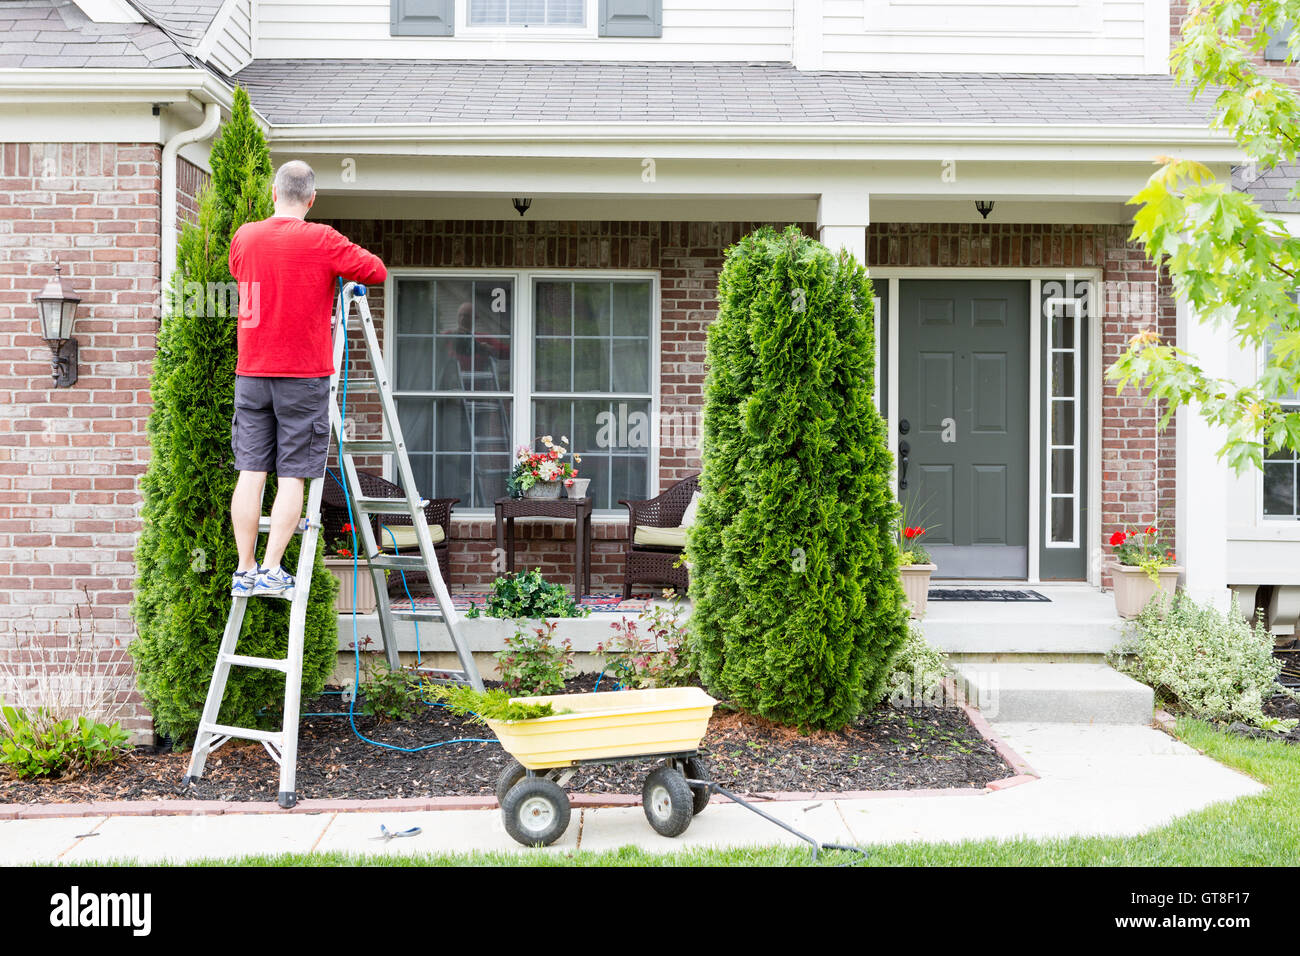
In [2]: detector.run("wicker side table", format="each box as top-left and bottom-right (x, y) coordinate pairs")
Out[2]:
(494, 496), (594, 597)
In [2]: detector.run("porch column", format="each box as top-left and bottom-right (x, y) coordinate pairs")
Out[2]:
(816, 191), (870, 264)
(1175, 298), (1232, 609)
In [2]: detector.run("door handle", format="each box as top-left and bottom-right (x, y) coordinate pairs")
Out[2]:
(898, 439), (910, 490)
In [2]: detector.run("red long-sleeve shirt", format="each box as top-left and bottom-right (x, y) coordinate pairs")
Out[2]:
(229, 216), (387, 377)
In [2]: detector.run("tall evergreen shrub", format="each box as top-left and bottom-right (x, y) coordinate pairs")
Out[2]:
(687, 225), (908, 730)
(132, 88), (337, 743)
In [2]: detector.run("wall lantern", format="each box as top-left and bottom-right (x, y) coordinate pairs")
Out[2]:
(512, 197), (533, 217)
(35, 259), (80, 388)
(975, 200), (995, 220)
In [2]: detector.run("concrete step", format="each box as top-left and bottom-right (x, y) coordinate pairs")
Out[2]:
(953, 662), (1154, 725)
(923, 586), (1127, 655)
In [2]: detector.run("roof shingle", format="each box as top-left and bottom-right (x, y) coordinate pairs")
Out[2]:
(232, 59), (1217, 127)
(0, 0), (191, 69)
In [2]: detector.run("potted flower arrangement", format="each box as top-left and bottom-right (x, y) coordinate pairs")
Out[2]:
(898, 524), (937, 619)
(1109, 524), (1181, 619)
(508, 435), (578, 499)
(324, 523), (377, 614)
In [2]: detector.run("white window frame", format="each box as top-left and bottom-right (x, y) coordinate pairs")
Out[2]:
(384, 267), (660, 518)
(1043, 296), (1083, 549)
(1260, 340), (1300, 522)
(460, 0), (596, 36)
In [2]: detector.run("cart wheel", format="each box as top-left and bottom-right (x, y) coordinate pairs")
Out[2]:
(496, 761), (555, 803)
(642, 766), (695, 837)
(683, 756), (712, 816)
(502, 777), (571, 847)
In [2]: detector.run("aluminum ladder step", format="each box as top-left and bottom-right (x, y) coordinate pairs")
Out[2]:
(365, 553), (428, 571)
(200, 723), (284, 746)
(352, 496), (427, 514)
(340, 439), (398, 455)
(220, 652), (290, 673)
(392, 608), (447, 622)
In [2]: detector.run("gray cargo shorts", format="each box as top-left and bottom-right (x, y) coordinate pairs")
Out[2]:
(232, 374), (331, 479)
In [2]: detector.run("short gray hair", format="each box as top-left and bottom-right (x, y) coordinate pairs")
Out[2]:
(274, 160), (315, 205)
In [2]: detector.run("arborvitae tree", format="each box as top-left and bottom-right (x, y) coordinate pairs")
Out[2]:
(687, 225), (908, 730)
(132, 87), (337, 744)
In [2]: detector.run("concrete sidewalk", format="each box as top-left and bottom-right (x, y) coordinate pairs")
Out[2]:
(0, 722), (1263, 865)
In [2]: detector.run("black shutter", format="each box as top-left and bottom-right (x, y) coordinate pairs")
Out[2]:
(391, 0), (454, 36)
(598, 0), (662, 37)
(1265, 23), (1293, 61)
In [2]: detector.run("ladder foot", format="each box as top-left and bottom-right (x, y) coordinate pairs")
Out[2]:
(180, 775), (196, 788)
(278, 791), (298, 809)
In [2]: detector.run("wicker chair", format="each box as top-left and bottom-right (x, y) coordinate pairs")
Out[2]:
(320, 468), (457, 594)
(619, 473), (700, 600)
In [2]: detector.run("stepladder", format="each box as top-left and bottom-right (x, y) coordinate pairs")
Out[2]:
(183, 280), (483, 809)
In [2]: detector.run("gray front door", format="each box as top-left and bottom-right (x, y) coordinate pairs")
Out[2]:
(898, 280), (1030, 579)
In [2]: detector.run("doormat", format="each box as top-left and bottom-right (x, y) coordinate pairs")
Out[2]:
(392, 592), (652, 614)
(928, 589), (1051, 603)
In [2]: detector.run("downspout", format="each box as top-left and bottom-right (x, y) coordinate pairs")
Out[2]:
(160, 100), (221, 305)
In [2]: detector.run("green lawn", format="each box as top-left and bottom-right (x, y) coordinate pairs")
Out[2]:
(121, 717), (1299, 867)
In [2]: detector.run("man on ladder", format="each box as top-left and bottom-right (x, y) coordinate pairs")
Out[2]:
(228, 160), (387, 597)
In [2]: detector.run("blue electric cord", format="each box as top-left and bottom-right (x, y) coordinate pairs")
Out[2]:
(331, 277), (495, 752)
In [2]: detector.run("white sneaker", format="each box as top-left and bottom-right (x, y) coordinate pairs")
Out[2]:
(250, 566), (295, 600)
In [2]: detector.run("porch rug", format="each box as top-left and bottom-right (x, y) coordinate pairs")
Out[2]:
(928, 588), (1051, 603)
(392, 592), (652, 614)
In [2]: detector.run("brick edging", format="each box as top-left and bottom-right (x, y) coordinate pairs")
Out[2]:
(0, 685), (1038, 819)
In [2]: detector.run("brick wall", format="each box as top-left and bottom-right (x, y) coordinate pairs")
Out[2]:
(319, 219), (807, 592)
(323, 219), (1167, 590)
(1170, 1), (1300, 87)
(864, 223), (1172, 584)
(0, 143), (162, 737)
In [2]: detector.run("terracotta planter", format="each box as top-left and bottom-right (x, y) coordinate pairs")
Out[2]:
(1111, 563), (1181, 619)
(899, 564), (937, 619)
(325, 557), (377, 614)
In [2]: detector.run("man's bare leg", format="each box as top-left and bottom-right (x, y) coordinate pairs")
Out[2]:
(231, 470), (267, 573)
(262, 476), (305, 571)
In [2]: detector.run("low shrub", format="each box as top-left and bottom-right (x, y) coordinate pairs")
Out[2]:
(0, 589), (135, 778)
(350, 636), (422, 722)
(597, 592), (696, 689)
(470, 569), (589, 620)
(1111, 592), (1296, 731)
(0, 705), (131, 779)
(496, 621), (574, 695)
(880, 622), (949, 706)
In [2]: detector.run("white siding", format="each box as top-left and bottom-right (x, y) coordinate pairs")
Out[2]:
(250, 0), (1170, 73)
(202, 0), (255, 73)
(824, 0), (1168, 73)
(253, 0), (793, 61)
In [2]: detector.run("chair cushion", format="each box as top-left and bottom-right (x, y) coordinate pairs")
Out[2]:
(633, 525), (688, 549)
(378, 523), (445, 550)
(680, 490), (703, 527)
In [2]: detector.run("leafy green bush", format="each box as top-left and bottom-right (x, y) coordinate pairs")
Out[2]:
(1111, 592), (1296, 730)
(597, 597), (696, 689)
(881, 622), (949, 706)
(430, 685), (564, 723)
(130, 87), (338, 744)
(359, 665), (422, 723)
(496, 621), (575, 695)
(475, 569), (588, 619)
(687, 225), (909, 730)
(0, 703), (131, 779)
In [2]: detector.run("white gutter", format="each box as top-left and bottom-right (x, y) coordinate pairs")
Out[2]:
(161, 100), (221, 297)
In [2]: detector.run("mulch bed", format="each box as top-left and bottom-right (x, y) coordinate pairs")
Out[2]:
(0, 674), (1013, 805)
(1224, 693), (1300, 745)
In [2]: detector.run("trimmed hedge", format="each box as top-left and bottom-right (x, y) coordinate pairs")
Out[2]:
(131, 88), (338, 744)
(687, 225), (908, 730)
